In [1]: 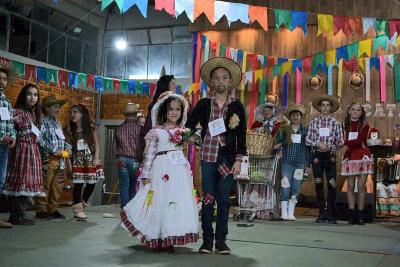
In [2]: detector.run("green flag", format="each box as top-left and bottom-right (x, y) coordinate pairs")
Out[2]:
(346, 43), (359, 59)
(11, 61), (24, 77)
(394, 56), (400, 102)
(101, 0), (114, 11)
(219, 44), (226, 57)
(259, 77), (268, 105)
(47, 69), (58, 84)
(136, 82), (143, 94)
(274, 9), (292, 32)
(104, 78), (114, 92)
(376, 19), (389, 36)
(120, 80), (129, 93)
(373, 35), (388, 52)
(272, 65), (282, 77)
(78, 73), (87, 88)
(312, 52), (326, 75)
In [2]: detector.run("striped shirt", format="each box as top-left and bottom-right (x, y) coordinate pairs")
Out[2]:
(200, 96), (231, 163)
(305, 115), (344, 152)
(0, 92), (16, 141)
(39, 116), (71, 159)
(115, 119), (143, 160)
(275, 124), (311, 165)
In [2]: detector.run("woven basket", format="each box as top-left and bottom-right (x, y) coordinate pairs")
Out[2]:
(246, 131), (275, 156)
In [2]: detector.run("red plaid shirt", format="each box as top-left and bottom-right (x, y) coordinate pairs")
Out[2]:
(200, 96), (232, 162)
(115, 119), (143, 159)
(305, 115), (344, 152)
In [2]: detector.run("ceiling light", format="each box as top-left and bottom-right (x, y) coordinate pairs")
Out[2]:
(115, 39), (127, 50)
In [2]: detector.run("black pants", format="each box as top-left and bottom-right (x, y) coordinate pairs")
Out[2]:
(73, 183), (95, 204)
(312, 151), (337, 219)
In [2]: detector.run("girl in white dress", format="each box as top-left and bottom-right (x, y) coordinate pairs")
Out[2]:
(121, 92), (199, 252)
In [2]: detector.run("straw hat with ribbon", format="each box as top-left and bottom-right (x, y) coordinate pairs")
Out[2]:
(311, 94), (340, 113)
(41, 95), (66, 114)
(200, 57), (242, 89)
(151, 91), (189, 127)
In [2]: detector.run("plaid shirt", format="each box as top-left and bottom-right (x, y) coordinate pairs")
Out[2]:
(276, 124), (311, 165)
(305, 115), (344, 152)
(200, 96), (232, 163)
(39, 116), (71, 158)
(0, 92), (16, 141)
(115, 119), (143, 160)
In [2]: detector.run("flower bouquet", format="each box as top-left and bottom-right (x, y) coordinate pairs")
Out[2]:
(168, 127), (192, 147)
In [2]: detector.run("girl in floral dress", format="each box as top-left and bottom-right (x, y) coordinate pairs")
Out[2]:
(341, 103), (373, 225)
(65, 104), (102, 220)
(121, 92), (199, 252)
(2, 84), (44, 225)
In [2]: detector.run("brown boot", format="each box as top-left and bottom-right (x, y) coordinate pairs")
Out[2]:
(0, 219), (12, 228)
(72, 203), (87, 220)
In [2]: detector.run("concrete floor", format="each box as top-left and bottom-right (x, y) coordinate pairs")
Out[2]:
(0, 205), (399, 267)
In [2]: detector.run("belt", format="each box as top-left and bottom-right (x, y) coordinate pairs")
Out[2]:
(156, 150), (178, 156)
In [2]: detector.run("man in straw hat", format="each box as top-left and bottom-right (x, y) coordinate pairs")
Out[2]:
(35, 95), (71, 220)
(275, 104), (311, 221)
(0, 65), (16, 228)
(115, 103), (143, 208)
(306, 94), (344, 224)
(186, 57), (246, 255)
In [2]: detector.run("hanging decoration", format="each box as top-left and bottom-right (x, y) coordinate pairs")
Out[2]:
(365, 58), (371, 102)
(380, 56), (387, 103)
(337, 59), (344, 98)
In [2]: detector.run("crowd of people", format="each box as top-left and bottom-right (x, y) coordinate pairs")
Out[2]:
(0, 55), (387, 255)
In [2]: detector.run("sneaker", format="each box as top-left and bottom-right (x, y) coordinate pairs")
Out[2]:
(215, 241), (231, 255)
(326, 217), (337, 224)
(0, 219), (12, 228)
(199, 240), (213, 254)
(35, 212), (49, 219)
(48, 210), (66, 220)
(315, 216), (326, 223)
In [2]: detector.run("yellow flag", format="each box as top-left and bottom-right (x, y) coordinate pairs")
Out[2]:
(358, 58), (366, 73)
(317, 14), (334, 36)
(358, 39), (372, 57)
(254, 69), (263, 82)
(242, 52), (247, 73)
(281, 61), (292, 75)
(397, 35), (400, 48)
(326, 50), (336, 66)
(188, 84), (195, 95)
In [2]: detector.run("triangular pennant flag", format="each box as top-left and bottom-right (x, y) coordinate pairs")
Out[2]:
(58, 70), (68, 87)
(358, 39), (372, 57)
(95, 76), (104, 92)
(346, 43), (359, 59)
(219, 44), (226, 58)
(25, 64), (36, 81)
(291, 11), (308, 33)
(68, 72), (78, 88)
(142, 82), (150, 96)
(11, 60), (24, 77)
(370, 57), (380, 70)
(254, 69), (263, 82)
(389, 32), (398, 47)
(362, 17), (377, 35)
(389, 20), (400, 37)
(317, 14), (334, 36)
(87, 75), (95, 89)
(47, 69), (58, 84)
(78, 73), (87, 87)
(175, 0), (194, 22)
(272, 65), (281, 77)
(277, 58), (288, 64)
(128, 80), (136, 94)
(386, 54), (394, 67)
(302, 56), (312, 72)
(155, 0), (175, 17)
(312, 53), (326, 75)
(36, 67), (48, 83)
(334, 16), (351, 35)
(376, 19), (389, 36)
(292, 58), (302, 71)
(273, 9), (292, 31)
(374, 35), (389, 52)
(101, 0), (113, 11)
(194, 0), (214, 24)
(120, 80), (129, 93)
(326, 50), (336, 66)
(281, 61), (292, 75)
(136, 81), (143, 94)
(214, 1), (249, 25)
(244, 71), (253, 83)
(150, 83), (156, 96)
(336, 46), (348, 62)
(348, 17), (363, 36)
(120, 0), (148, 16)
(249, 6), (268, 31)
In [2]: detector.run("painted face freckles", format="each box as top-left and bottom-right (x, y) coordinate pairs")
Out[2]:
(26, 87), (39, 108)
(167, 100), (182, 125)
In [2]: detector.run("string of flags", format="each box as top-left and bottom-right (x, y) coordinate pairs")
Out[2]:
(0, 56), (165, 96)
(100, 0), (400, 38)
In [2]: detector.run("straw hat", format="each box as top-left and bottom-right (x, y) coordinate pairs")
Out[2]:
(307, 74), (323, 90)
(284, 103), (308, 117)
(349, 72), (364, 90)
(200, 57), (242, 89)
(151, 91), (189, 127)
(311, 94), (340, 113)
(41, 95), (66, 113)
(123, 103), (139, 115)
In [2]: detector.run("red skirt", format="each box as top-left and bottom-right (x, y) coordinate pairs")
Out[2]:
(341, 147), (373, 176)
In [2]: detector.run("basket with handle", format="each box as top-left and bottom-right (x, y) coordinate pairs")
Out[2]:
(246, 130), (275, 156)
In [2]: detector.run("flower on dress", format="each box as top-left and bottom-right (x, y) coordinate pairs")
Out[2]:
(229, 113), (240, 129)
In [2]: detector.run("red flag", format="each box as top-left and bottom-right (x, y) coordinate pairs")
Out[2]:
(343, 59), (356, 72)
(389, 20), (400, 37)
(249, 6), (268, 31)
(302, 56), (312, 72)
(247, 54), (259, 70)
(58, 70), (68, 87)
(113, 79), (120, 92)
(25, 64), (36, 82)
(155, 0), (174, 16)
(150, 83), (156, 97)
(87, 75), (95, 89)
(334, 16), (351, 35)
(348, 17), (363, 36)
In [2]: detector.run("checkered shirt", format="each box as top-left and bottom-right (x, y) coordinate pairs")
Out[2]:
(39, 116), (71, 157)
(0, 92), (16, 141)
(200, 96), (232, 163)
(305, 115), (344, 152)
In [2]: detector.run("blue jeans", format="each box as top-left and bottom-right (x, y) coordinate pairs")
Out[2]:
(117, 157), (140, 207)
(0, 144), (8, 191)
(280, 162), (305, 201)
(201, 150), (235, 242)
